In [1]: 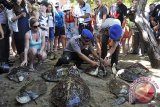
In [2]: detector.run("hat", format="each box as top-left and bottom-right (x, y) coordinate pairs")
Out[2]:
(62, 4), (71, 11)
(55, 2), (59, 7)
(81, 29), (94, 41)
(40, 1), (49, 7)
(109, 24), (122, 41)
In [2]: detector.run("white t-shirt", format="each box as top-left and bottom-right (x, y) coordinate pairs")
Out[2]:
(74, 3), (91, 23)
(48, 12), (54, 27)
(101, 18), (121, 29)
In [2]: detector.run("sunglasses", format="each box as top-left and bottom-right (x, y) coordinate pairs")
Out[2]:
(33, 25), (40, 28)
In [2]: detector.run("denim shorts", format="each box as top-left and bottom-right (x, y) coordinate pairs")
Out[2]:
(49, 27), (54, 41)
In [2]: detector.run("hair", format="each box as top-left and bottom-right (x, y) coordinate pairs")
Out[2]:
(30, 17), (38, 27)
(46, 3), (53, 13)
(13, 0), (26, 15)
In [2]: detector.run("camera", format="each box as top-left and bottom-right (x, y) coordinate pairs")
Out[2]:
(0, 62), (10, 73)
(0, 0), (17, 10)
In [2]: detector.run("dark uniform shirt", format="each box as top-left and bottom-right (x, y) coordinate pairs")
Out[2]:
(151, 4), (160, 23)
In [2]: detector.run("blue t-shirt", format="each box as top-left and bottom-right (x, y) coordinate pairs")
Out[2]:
(55, 11), (64, 28)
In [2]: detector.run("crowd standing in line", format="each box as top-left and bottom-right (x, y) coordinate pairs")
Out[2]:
(0, 0), (160, 70)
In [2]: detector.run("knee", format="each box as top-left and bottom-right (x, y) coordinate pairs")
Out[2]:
(28, 48), (37, 56)
(41, 52), (47, 60)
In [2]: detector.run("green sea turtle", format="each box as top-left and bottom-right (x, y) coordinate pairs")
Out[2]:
(8, 67), (29, 82)
(116, 63), (149, 82)
(109, 78), (130, 105)
(50, 75), (90, 107)
(16, 80), (47, 104)
(41, 65), (80, 82)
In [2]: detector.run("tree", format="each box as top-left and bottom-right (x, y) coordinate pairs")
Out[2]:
(129, 0), (160, 68)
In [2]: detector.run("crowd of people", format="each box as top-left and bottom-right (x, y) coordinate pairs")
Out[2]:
(0, 0), (160, 71)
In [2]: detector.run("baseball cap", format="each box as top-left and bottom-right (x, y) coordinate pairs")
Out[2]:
(81, 29), (94, 41)
(40, 0), (49, 7)
(109, 24), (122, 41)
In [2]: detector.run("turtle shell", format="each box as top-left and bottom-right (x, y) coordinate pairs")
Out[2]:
(8, 67), (29, 82)
(109, 79), (129, 100)
(50, 75), (90, 107)
(16, 80), (47, 104)
(118, 69), (140, 82)
(41, 65), (80, 82)
(126, 63), (149, 75)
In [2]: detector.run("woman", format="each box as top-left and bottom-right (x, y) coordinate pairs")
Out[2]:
(64, 5), (76, 42)
(21, 18), (46, 71)
(47, 3), (54, 52)
(7, 0), (29, 60)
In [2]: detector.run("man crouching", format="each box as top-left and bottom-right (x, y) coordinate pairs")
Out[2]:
(55, 29), (105, 68)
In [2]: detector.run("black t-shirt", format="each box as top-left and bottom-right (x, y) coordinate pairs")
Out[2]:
(151, 4), (160, 23)
(109, 3), (127, 24)
(94, 5), (108, 19)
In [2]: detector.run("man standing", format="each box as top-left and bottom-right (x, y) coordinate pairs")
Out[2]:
(74, 0), (92, 34)
(94, 0), (108, 56)
(0, 4), (10, 64)
(109, 0), (127, 24)
(151, 4), (160, 44)
(100, 18), (122, 66)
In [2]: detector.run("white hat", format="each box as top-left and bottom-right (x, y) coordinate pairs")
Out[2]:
(55, 2), (59, 7)
(62, 4), (71, 11)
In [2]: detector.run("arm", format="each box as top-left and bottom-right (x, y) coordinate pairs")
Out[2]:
(77, 52), (97, 66)
(102, 6), (107, 23)
(21, 32), (30, 66)
(40, 31), (46, 53)
(79, 13), (90, 19)
(105, 41), (119, 58)
(0, 24), (4, 40)
(10, 10), (26, 22)
(6, 9), (20, 22)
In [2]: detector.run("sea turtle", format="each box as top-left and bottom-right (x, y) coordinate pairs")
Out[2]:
(116, 63), (149, 82)
(16, 80), (47, 104)
(50, 75), (90, 107)
(109, 78), (130, 105)
(8, 67), (29, 82)
(41, 65), (80, 82)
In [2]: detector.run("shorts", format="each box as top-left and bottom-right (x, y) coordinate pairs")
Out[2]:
(55, 26), (65, 37)
(49, 27), (54, 40)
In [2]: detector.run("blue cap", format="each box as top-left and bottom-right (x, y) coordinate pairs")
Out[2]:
(81, 29), (94, 41)
(109, 24), (122, 41)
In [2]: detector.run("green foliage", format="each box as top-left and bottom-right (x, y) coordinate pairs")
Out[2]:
(70, 0), (159, 9)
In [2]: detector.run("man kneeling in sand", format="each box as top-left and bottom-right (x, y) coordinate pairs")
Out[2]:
(55, 29), (105, 68)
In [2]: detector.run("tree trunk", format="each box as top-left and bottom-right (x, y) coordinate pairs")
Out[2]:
(130, 0), (160, 68)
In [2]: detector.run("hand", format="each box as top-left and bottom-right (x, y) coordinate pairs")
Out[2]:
(153, 25), (158, 31)
(104, 57), (110, 66)
(21, 60), (28, 66)
(91, 61), (99, 67)
(21, 12), (26, 17)
(97, 49), (101, 56)
(0, 33), (4, 40)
